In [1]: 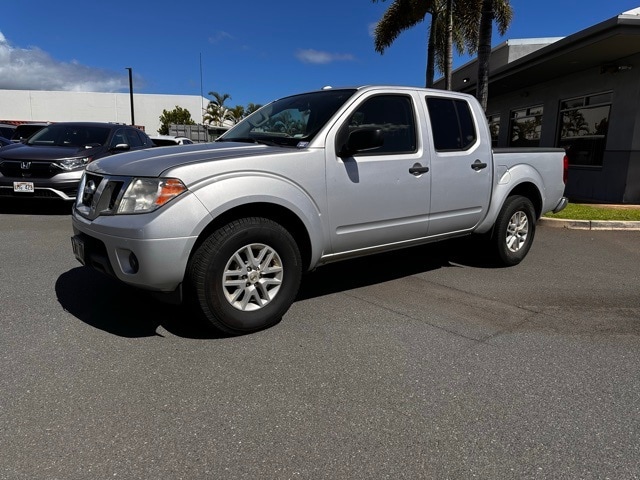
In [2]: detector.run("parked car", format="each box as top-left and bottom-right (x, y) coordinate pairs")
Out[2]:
(0, 137), (11, 148)
(0, 122), (155, 200)
(71, 85), (568, 335)
(10, 122), (50, 143)
(0, 123), (17, 140)
(150, 135), (194, 146)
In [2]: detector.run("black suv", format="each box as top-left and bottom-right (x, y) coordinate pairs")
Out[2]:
(0, 122), (155, 200)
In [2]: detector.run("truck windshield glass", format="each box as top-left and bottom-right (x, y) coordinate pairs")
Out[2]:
(218, 89), (357, 147)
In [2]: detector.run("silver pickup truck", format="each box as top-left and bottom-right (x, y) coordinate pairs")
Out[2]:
(71, 86), (567, 334)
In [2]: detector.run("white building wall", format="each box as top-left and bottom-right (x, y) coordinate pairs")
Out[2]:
(0, 90), (208, 135)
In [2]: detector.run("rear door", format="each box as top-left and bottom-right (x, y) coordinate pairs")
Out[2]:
(325, 91), (431, 254)
(424, 95), (492, 236)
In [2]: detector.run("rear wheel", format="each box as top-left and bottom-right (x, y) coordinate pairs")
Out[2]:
(491, 195), (536, 266)
(187, 217), (302, 335)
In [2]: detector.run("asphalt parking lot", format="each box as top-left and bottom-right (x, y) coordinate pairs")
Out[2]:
(1, 201), (639, 479)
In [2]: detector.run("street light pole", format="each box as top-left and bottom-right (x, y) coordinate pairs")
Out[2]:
(125, 67), (135, 126)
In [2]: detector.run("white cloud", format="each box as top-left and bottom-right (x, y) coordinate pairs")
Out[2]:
(368, 22), (378, 37)
(295, 49), (355, 65)
(0, 32), (130, 92)
(208, 31), (234, 44)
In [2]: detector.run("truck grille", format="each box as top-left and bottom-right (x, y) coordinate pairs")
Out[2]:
(75, 172), (127, 220)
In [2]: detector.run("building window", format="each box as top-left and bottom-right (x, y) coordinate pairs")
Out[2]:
(487, 114), (500, 147)
(557, 92), (612, 167)
(509, 106), (543, 147)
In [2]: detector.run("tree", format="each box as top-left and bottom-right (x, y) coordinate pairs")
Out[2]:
(476, 0), (512, 111)
(373, 0), (478, 88)
(245, 103), (263, 116)
(158, 106), (195, 135)
(204, 91), (233, 127)
(229, 105), (246, 125)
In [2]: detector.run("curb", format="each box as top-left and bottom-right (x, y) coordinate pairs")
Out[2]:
(539, 217), (640, 231)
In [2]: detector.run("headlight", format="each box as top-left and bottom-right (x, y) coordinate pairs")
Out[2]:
(117, 178), (187, 214)
(53, 157), (91, 171)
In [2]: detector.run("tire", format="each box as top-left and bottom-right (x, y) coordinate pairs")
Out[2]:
(491, 195), (536, 266)
(186, 217), (302, 335)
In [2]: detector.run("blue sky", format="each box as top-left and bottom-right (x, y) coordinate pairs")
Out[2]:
(1, 1), (639, 112)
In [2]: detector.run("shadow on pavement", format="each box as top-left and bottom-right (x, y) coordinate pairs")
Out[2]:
(298, 236), (498, 300)
(55, 267), (225, 339)
(0, 198), (73, 215)
(56, 236), (499, 338)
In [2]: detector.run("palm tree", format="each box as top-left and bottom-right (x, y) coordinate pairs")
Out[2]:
(373, 0), (478, 88)
(476, 0), (512, 110)
(229, 105), (245, 125)
(204, 91), (232, 127)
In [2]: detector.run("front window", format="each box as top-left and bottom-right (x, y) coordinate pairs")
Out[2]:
(342, 94), (417, 155)
(219, 88), (357, 147)
(557, 92), (611, 167)
(28, 124), (111, 147)
(509, 106), (543, 147)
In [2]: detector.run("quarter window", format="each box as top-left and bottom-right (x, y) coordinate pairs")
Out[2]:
(557, 92), (611, 166)
(509, 106), (543, 147)
(426, 97), (477, 151)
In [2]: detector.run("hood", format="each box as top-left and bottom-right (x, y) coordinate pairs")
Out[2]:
(87, 142), (300, 177)
(0, 142), (103, 161)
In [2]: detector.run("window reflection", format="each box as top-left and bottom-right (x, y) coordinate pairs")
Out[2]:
(558, 93), (611, 166)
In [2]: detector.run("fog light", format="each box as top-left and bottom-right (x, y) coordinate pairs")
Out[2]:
(129, 252), (139, 273)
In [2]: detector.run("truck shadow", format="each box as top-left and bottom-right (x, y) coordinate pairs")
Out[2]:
(56, 236), (497, 339)
(0, 198), (73, 215)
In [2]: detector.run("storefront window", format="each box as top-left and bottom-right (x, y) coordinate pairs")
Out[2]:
(557, 92), (611, 166)
(509, 106), (543, 147)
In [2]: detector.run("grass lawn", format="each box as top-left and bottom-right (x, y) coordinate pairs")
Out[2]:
(544, 203), (640, 221)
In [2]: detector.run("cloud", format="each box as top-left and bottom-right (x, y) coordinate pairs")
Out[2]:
(208, 31), (234, 44)
(295, 49), (356, 65)
(368, 22), (378, 37)
(0, 31), (130, 92)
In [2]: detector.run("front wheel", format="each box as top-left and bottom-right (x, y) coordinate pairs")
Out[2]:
(186, 217), (302, 335)
(491, 195), (536, 266)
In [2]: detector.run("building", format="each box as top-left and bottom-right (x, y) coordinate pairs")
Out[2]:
(436, 7), (640, 204)
(0, 89), (209, 138)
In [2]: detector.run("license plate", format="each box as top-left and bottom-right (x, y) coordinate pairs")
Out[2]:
(71, 235), (86, 264)
(13, 181), (34, 193)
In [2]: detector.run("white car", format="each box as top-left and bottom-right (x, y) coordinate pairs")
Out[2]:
(150, 135), (194, 147)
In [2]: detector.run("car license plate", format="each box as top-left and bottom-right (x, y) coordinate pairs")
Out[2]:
(71, 235), (86, 264)
(13, 181), (34, 193)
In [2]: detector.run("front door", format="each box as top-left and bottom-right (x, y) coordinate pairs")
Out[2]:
(325, 93), (431, 254)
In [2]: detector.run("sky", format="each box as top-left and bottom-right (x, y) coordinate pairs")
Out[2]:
(1, 0), (639, 112)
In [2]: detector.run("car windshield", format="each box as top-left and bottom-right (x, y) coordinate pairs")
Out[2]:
(218, 88), (357, 147)
(28, 125), (111, 147)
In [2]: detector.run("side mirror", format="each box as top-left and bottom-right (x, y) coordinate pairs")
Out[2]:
(339, 127), (384, 157)
(112, 143), (130, 151)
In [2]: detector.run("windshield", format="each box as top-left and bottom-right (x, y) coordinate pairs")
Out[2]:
(28, 124), (111, 148)
(218, 88), (357, 147)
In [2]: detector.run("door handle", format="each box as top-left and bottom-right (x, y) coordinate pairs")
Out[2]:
(471, 159), (488, 171)
(409, 163), (429, 176)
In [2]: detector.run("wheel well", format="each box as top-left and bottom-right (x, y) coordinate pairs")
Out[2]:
(191, 203), (313, 271)
(507, 182), (542, 218)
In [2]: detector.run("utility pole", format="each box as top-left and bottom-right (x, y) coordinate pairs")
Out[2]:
(125, 67), (135, 126)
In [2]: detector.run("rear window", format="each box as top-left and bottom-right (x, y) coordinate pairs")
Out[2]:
(426, 97), (477, 151)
